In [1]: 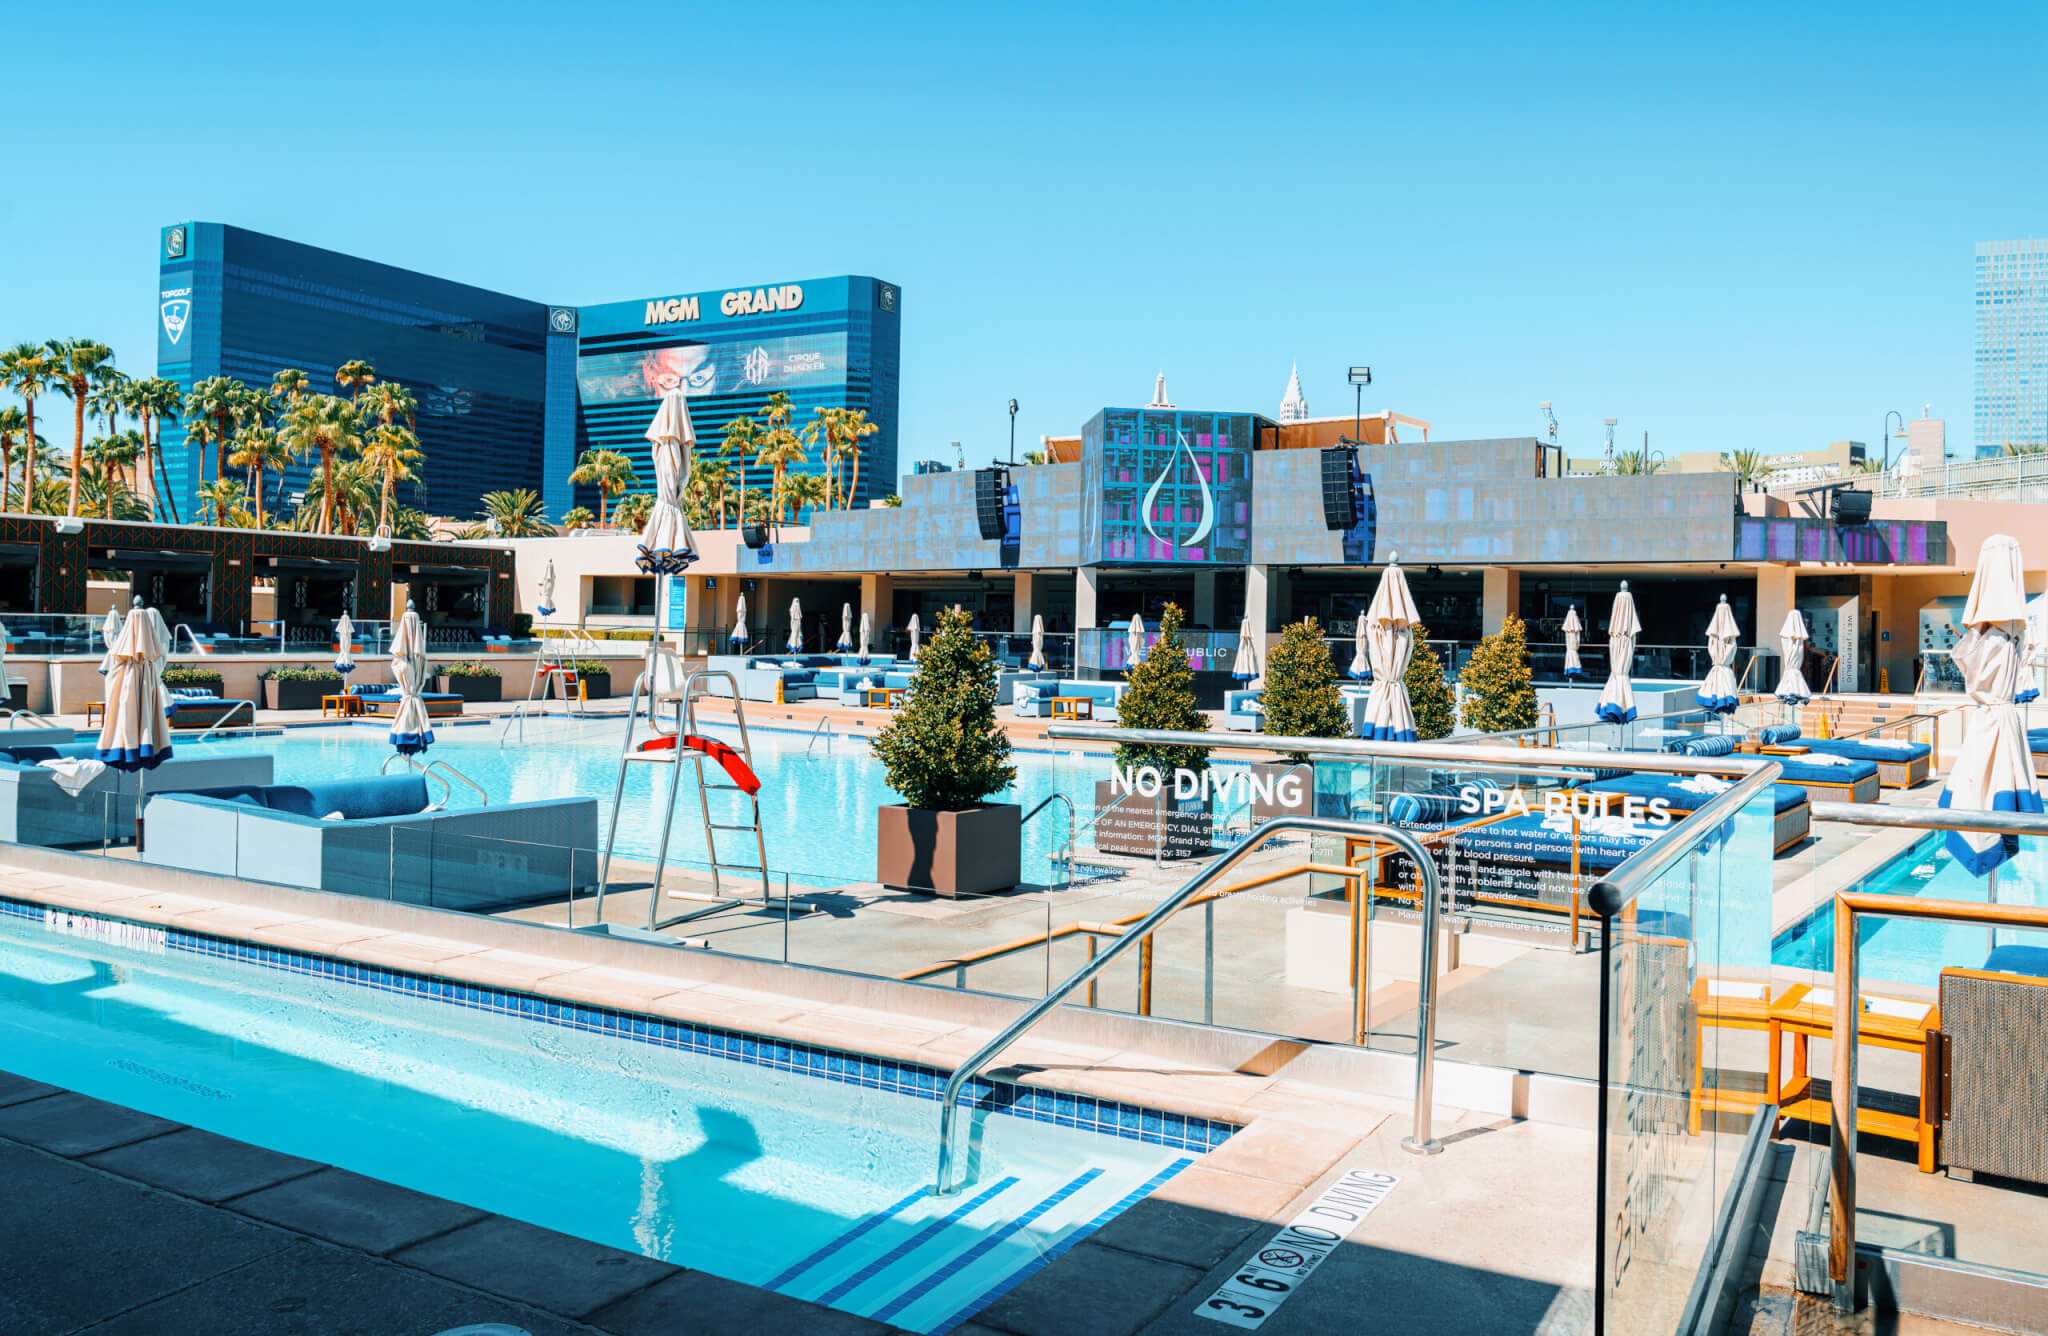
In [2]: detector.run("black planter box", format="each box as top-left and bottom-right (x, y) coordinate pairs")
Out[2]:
(555, 670), (611, 701)
(1092, 779), (1212, 860)
(435, 674), (503, 703)
(263, 678), (339, 711)
(876, 803), (1021, 898)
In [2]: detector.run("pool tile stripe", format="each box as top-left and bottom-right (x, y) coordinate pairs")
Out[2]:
(930, 1154), (1196, 1336)
(812, 1175), (1021, 1307)
(872, 1167), (1104, 1324)
(0, 896), (1236, 1156)
(766, 1183), (933, 1291)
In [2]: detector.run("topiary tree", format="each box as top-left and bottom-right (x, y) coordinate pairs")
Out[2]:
(1459, 612), (1538, 734)
(1113, 602), (1209, 783)
(871, 605), (1016, 810)
(1261, 617), (1349, 761)
(1405, 623), (1457, 741)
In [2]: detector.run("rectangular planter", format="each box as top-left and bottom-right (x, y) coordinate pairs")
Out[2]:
(1093, 779), (1212, 860)
(556, 670), (612, 702)
(877, 803), (1021, 898)
(434, 674), (503, 703)
(263, 678), (339, 711)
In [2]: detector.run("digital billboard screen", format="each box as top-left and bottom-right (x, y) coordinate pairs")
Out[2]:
(575, 332), (849, 405)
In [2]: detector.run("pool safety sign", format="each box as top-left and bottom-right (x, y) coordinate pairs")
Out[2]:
(1194, 1169), (1397, 1328)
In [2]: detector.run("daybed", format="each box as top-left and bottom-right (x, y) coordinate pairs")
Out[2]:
(1223, 689), (1263, 732)
(1800, 736), (1933, 788)
(161, 693), (255, 729)
(1671, 726), (1883, 803)
(0, 742), (273, 847)
(142, 774), (598, 912)
(1581, 772), (1811, 853)
(1011, 679), (1126, 721)
(2029, 727), (2048, 780)
(349, 687), (466, 719)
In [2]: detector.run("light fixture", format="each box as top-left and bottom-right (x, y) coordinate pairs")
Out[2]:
(52, 516), (84, 535)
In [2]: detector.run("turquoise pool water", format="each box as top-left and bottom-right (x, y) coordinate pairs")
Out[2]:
(1772, 832), (2048, 987)
(188, 718), (1156, 889)
(0, 903), (1193, 1333)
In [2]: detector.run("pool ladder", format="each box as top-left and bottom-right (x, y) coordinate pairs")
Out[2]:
(591, 648), (775, 933)
(499, 634), (587, 746)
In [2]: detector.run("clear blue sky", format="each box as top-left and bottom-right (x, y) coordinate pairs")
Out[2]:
(3, 2), (2040, 466)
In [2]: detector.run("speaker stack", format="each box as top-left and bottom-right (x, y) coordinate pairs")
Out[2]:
(975, 467), (1011, 540)
(1320, 446), (1360, 530)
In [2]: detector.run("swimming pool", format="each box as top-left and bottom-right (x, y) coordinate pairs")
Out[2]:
(188, 717), (1151, 889)
(0, 898), (1204, 1333)
(1772, 832), (2048, 987)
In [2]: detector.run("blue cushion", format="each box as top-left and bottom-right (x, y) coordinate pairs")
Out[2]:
(1672, 734), (1740, 757)
(1983, 945), (2048, 979)
(1760, 723), (1803, 745)
(261, 776), (432, 820)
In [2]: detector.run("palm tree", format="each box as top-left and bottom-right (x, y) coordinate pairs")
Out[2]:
(478, 487), (555, 537)
(85, 432), (144, 518)
(1, 343), (56, 508)
(688, 459), (730, 526)
(334, 359), (376, 404)
(560, 505), (595, 531)
(717, 416), (759, 523)
(387, 504), (434, 540)
(1021, 448), (1049, 466)
(227, 425), (296, 528)
(361, 423), (424, 534)
(91, 365), (130, 446)
(1613, 449), (1659, 476)
(293, 458), (377, 534)
(1719, 448), (1767, 491)
(0, 407), (27, 510)
(126, 377), (186, 522)
(784, 471), (829, 519)
(182, 377), (262, 522)
(612, 491), (653, 532)
(46, 339), (116, 516)
(813, 406), (878, 508)
(754, 419), (809, 523)
(279, 395), (363, 534)
(195, 477), (253, 527)
(567, 448), (637, 526)
(269, 368), (310, 411)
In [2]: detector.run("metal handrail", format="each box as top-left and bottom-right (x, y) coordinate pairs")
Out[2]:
(1048, 724), (1776, 778)
(184, 699), (257, 745)
(425, 759), (488, 805)
(382, 751), (454, 808)
(2, 707), (54, 728)
(1584, 761), (1781, 916)
(934, 814), (1446, 1195)
(806, 716), (834, 755)
(1462, 699), (1757, 748)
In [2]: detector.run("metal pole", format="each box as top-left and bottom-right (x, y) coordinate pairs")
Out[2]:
(1402, 841), (1444, 1156)
(1203, 898), (1214, 1025)
(1354, 382), (1362, 447)
(1830, 893), (1860, 1312)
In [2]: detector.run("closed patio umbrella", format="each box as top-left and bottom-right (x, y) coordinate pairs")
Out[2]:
(730, 594), (749, 649)
(0, 619), (10, 709)
(907, 613), (921, 661)
(787, 598), (803, 653)
(537, 560), (556, 619)
(1126, 615), (1145, 671)
(1232, 616), (1262, 685)
(1775, 610), (1812, 704)
(1028, 614), (1048, 672)
(2020, 593), (2046, 705)
(1347, 615), (1370, 683)
(1939, 533), (2042, 876)
(387, 601), (433, 756)
(333, 612), (356, 676)
(1699, 594), (1741, 714)
(857, 612), (872, 664)
(1596, 584), (1642, 725)
(95, 598), (174, 847)
(636, 388), (698, 574)
(97, 605), (124, 676)
(837, 604), (854, 653)
(1361, 557), (1418, 742)
(1562, 605), (1585, 679)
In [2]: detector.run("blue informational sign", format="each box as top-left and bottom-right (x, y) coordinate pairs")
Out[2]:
(662, 576), (687, 632)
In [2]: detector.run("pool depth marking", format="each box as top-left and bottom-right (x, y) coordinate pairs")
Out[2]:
(1193, 1169), (1398, 1329)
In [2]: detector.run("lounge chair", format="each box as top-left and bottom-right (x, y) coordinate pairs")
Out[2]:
(1801, 736), (1933, 788)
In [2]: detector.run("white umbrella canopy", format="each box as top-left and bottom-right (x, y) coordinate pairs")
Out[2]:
(857, 611), (872, 663)
(333, 612), (356, 676)
(1940, 533), (2043, 876)
(2022, 593), (2048, 705)
(537, 560), (556, 618)
(837, 603), (854, 653)
(1127, 615), (1146, 670)
(95, 600), (173, 771)
(636, 388), (698, 574)
(1232, 616), (1262, 685)
(787, 598), (803, 653)
(1347, 615), (1370, 683)
(1561, 605), (1585, 679)
(1361, 559), (1418, 742)
(387, 603), (434, 757)
(1596, 584), (1642, 725)
(907, 613), (921, 660)
(97, 605), (124, 676)
(729, 594), (749, 648)
(1029, 614), (1048, 672)
(1775, 610), (1812, 704)
(1699, 594), (1742, 714)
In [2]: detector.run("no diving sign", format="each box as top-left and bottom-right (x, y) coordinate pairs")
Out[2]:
(1193, 1169), (1397, 1329)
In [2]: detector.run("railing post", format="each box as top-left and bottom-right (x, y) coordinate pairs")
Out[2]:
(1830, 894), (1859, 1312)
(1402, 843), (1445, 1157)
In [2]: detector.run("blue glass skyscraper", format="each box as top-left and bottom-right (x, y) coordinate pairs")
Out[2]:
(1975, 239), (2048, 457)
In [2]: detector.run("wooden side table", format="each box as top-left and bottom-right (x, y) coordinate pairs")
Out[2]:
(864, 687), (905, 709)
(85, 702), (106, 728)
(321, 694), (363, 719)
(1049, 695), (1096, 721)
(1689, 978), (1774, 1134)
(1768, 983), (1942, 1173)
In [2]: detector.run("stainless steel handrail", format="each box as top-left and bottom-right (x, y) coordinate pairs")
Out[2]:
(424, 759), (488, 805)
(184, 699), (258, 745)
(2, 707), (54, 728)
(1462, 697), (1762, 748)
(1045, 724), (1776, 778)
(934, 813), (1446, 1194)
(381, 751), (454, 808)
(1584, 761), (1781, 916)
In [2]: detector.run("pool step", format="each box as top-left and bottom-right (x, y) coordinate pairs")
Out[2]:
(765, 1159), (1191, 1332)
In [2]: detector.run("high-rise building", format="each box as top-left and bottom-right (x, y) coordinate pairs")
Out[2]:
(155, 222), (901, 525)
(1278, 364), (1307, 423)
(1975, 239), (2048, 457)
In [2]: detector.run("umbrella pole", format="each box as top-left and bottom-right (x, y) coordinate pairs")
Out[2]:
(134, 682), (147, 853)
(1988, 865), (1999, 956)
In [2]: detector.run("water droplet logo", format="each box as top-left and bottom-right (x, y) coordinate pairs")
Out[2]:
(1140, 434), (1214, 549)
